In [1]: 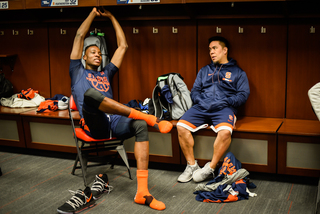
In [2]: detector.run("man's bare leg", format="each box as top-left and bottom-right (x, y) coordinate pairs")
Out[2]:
(176, 126), (200, 182)
(192, 129), (232, 182)
(210, 130), (232, 168)
(177, 126), (196, 165)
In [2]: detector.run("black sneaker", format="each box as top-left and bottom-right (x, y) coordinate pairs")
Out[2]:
(57, 187), (95, 214)
(91, 174), (113, 200)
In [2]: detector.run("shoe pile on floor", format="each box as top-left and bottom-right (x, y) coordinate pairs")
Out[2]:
(57, 174), (113, 214)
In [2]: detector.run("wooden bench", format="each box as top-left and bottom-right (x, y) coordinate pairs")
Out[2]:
(16, 109), (282, 173)
(1, 106), (320, 177)
(8, 107), (283, 173)
(19, 108), (80, 153)
(0, 106), (36, 147)
(171, 117), (283, 174)
(0, 107), (286, 175)
(15, 108), (180, 165)
(278, 119), (320, 177)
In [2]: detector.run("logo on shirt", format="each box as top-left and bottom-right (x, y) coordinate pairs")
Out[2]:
(86, 73), (110, 92)
(223, 72), (232, 82)
(220, 156), (236, 175)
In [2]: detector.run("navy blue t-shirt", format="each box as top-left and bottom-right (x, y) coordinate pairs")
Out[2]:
(69, 59), (118, 119)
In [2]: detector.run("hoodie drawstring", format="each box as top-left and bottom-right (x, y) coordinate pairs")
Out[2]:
(212, 64), (223, 84)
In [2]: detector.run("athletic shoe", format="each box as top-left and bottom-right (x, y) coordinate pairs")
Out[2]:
(91, 174), (113, 200)
(57, 187), (95, 214)
(192, 162), (215, 183)
(177, 161), (200, 183)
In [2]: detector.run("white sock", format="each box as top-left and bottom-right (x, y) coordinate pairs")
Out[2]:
(188, 161), (197, 167)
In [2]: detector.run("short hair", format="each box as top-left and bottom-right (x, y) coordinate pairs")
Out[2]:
(208, 36), (230, 50)
(84, 44), (99, 54)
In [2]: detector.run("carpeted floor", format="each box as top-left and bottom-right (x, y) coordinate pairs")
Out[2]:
(0, 147), (318, 214)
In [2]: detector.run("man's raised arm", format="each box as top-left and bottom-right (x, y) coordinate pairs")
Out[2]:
(70, 8), (100, 60)
(98, 8), (128, 69)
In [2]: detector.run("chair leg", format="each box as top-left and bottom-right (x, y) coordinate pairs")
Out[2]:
(71, 153), (88, 178)
(110, 153), (117, 169)
(81, 154), (88, 176)
(74, 140), (88, 187)
(116, 145), (132, 180)
(71, 154), (79, 175)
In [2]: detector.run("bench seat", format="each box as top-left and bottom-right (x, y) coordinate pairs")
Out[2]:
(2, 106), (319, 177)
(171, 116), (283, 174)
(171, 116), (283, 133)
(19, 109), (80, 153)
(20, 108), (80, 120)
(0, 106), (36, 147)
(278, 119), (320, 177)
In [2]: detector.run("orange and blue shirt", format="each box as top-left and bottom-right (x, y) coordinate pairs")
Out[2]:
(69, 59), (117, 119)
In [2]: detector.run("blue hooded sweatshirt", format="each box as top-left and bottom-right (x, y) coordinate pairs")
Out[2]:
(191, 58), (250, 115)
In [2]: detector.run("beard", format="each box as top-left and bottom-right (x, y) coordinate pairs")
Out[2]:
(212, 60), (221, 66)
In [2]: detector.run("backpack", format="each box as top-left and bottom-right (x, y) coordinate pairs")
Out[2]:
(0, 73), (13, 98)
(81, 30), (110, 71)
(149, 73), (193, 120)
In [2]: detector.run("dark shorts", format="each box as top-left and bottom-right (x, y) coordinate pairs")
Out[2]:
(177, 106), (236, 134)
(82, 101), (135, 140)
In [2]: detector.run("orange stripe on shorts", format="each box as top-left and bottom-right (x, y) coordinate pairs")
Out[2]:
(178, 120), (197, 129)
(215, 122), (234, 130)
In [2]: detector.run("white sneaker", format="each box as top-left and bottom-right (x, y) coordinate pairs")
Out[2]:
(177, 161), (200, 183)
(192, 162), (215, 183)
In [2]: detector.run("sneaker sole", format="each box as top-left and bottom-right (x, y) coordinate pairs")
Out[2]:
(177, 176), (193, 183)
(93, 195), (104, 200)
(75, 203), (96, 214)
(57, 201), (96, 214)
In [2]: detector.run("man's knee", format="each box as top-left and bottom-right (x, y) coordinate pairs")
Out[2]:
(177, 125), (191, 136)
(131, 120), (149, 142)
(83, 88), (105, 109)
(217, 129), (232, 142)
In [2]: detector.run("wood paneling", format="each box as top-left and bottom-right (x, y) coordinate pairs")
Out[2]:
(278, 135), (320, 177)
(100, 0), (183, 5)
(186, 0), (285, 2)
(187, 129), (278, 173)
(119, 20), (197, 104)
(3, 0), (25, 10)
(278, 119), (320, 137)
(277, 119), (320, 177)
(21, 109), (79, 153)
(286, 22), (320, 120)
(0, 106), (33, 148)
(0, 5), (318, 121)
(25, 0), (98, 9)
(198, 20), (287, 118)
(0, 24), (51, 98)
(127, 127), (181, 164)
(48, 23), (78, 97)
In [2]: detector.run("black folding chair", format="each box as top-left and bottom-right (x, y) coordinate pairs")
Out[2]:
(68, 95), (132, 186)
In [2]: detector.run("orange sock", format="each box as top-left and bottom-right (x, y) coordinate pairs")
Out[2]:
(134, 170), (166, 211)
(128, 109), (173, 133)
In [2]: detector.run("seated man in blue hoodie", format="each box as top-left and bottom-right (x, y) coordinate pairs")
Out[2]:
(177, 36), (250, 183)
